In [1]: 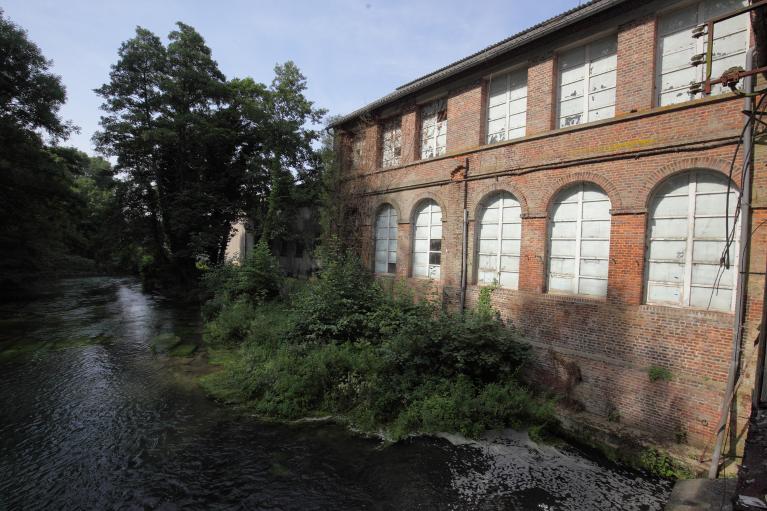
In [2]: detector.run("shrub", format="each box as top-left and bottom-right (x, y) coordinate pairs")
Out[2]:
(647, 365), (673, 382)
(290, 248), (382, 344)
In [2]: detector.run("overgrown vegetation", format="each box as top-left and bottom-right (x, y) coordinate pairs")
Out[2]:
(647, 365), (673, 382)
(199, 243), (554, 440)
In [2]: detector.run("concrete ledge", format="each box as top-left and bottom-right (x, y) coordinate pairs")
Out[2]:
(665, 479), (735, 511)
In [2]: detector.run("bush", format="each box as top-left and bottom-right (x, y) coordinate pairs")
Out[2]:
(200, 244), (552, 440)
(201, 238), (282, 320)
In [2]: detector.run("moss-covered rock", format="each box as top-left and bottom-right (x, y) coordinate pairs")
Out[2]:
(169, 343), (197, 357)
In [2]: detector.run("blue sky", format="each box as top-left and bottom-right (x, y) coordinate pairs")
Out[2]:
(3, 0), (582, 155)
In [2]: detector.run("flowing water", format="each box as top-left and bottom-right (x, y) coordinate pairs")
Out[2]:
(0, 277), (672, 510)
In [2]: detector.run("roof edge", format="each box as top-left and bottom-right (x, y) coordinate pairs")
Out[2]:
(329, 0), (627, 129)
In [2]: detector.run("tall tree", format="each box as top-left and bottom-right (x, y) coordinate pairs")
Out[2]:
(95, 23), (325, 288)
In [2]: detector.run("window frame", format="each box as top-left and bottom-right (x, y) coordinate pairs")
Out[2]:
(485, 67), (528, 144)
(476, 192), (522, 289)
(374, 204), (398, 275)
(654, 0), (750, 107)
(547, 183), (612, 297)
(380, 117), (402, 169)
(644, 170), (739, 311)
(556, 33), (618, 129)
(419, 99), (447, 160)
(412, 200), (443, 279)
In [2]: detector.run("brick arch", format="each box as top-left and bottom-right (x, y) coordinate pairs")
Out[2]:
(643, 157), (738, 209)
(470, 181), (530, 220)
(406, 191), (449, 224)
(539, 172), (622, 216)
(369, 196), (405, 224)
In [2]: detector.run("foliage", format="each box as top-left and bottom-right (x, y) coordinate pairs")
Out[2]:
(201, 239), (282, 320)
(200, 249), (552, 440)
(647, 365), (673, 382)
(94, 24), (325, 288)
(638, 449), (693, 480)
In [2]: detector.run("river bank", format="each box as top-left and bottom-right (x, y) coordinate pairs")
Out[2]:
(0, 276), (673, 510)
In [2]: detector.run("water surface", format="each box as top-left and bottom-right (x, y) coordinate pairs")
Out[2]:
(0, 277), (672, 510)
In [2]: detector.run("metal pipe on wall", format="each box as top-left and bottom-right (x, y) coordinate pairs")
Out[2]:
(459, 158), (469, 313)
(708, 46), (756, 480)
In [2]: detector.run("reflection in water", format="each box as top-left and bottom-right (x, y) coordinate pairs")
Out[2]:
(0, 277), (671, 510)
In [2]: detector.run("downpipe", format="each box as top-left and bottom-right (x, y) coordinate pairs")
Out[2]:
(708, 47), (755, 479)
(459, 158), (469, 313)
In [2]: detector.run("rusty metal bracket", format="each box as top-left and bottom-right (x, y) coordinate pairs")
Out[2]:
(699, 0), (767, 95)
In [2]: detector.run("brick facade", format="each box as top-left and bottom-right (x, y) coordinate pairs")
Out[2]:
(334, 0), (765, 450)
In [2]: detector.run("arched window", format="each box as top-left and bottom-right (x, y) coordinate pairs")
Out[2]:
(477, 192), (522, 288)
(374, 205), (398, 274)
(548, 183), (611, 296)
(413, 200), (442, 279)
(645, 170), (738, 311)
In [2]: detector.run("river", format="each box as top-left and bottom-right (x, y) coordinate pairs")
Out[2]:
(0, 277), (672, 510)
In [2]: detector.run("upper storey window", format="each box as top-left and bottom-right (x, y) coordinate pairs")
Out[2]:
(487, 68), (528, 143)
(420, 99), (447, 159)
(350, 132), (365, 170)
(381, 118), (402, 168)
(557, 35), (617, 128)
(656, 0), (749, 106)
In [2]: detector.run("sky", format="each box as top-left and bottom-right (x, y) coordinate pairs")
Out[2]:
(3, 0), (583, 155)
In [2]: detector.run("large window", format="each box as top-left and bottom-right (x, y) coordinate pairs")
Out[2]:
(645, 170), (738, 311)
(374, 205), (398, 274)
(477, 192), (522, 288)
(558, 35), (617, 128)
(548, 183), (611, 297)
(656, 0), (749, 106)
(381, 118), (402, 168)
(413, 200), (442, 279)
(350, 132), (364, 170)
(487, 69), (528, 143)
(420, 99), (447, 159)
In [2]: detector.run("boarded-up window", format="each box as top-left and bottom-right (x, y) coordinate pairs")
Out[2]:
(558, 35), (617, 128)
(645, 170), (738, 311)
(374, 205), (398, 274)
(413, 200), (442, 279)
(486, 69), (528, 144)
(420, 99), (447, 159)
(548, 183), (611, 296)
(381, 118), (402, 168)
(656, 0), (748, 106)
(477, 192), (522, 289)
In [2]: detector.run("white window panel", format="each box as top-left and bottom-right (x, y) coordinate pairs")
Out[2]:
(420, 100), (447, 159)
(558, 35), (617, 128)
(351, 133), (365, 169)
(486, 69), (528, 143)
(381, 118), (402, 169)
(374, 205), (398, 274)
(477, 192), (522, 288)
(548, 183), (611, 296)
(412, 201), (442, 279)
(656, 0), (748, 106)
(645, 170), (739, 311)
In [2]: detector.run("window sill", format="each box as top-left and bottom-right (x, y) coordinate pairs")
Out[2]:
(640, 302), (734, 317)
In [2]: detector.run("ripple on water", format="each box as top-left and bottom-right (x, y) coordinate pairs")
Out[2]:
(0, 277), (672, 510)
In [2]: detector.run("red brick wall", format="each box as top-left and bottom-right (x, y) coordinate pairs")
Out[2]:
(616, 14), (657, 114)
(336, 10), (764, 450)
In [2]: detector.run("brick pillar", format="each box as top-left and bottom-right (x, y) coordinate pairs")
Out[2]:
(396, 220), (411, 279)
(607, 212), (646, 304)
(400, 104), (419, 164)
(519, 214), (547, 293)
(447, 81), (483, 153)
(615, 15), (656, 114)
(526, 56), (555, 136)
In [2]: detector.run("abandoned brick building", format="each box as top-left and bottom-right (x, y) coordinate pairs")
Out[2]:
(330, 0), (767, 453)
